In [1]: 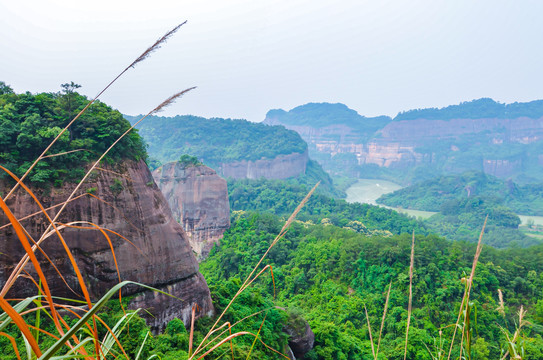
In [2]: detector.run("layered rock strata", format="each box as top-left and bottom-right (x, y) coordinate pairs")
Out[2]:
(0, 160), (213, 332)
(152, 162), (230, 259)
(218, 150), (308, 179)
(265, 115), (543, 178)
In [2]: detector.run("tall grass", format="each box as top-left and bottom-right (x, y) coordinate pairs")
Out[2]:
(0, 22), (192, 359)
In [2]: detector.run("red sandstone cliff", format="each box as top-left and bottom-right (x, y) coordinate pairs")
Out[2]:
(218, 150), (309, 179)
(0, 160), (213, 332)
(265, 115), (543, 178)
(152, 162), (230, 259)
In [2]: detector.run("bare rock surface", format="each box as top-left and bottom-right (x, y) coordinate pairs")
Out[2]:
(283, 312), (315, 358)
(0, 159), (213, 332)
(218, 150), (308, 180)
(265, 115), (543, 178)
(152, 162), (230, 259)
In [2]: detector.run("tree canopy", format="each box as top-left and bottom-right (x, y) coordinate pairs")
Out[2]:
(0, 83), (146, 187)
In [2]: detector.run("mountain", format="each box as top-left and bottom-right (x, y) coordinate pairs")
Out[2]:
(264, 99), (543, 184)
(152, 161), (230, 260)
(126, 114), (344, 197)
(0, 89), (212, 332)
(377, 170), (543, 216)
(125, 114), (307, 174)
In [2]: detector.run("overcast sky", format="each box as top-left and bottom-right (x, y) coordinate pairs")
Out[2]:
(1, 1), (543, 121)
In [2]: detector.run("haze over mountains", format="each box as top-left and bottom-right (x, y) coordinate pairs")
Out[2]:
(264, 98), (543, 185)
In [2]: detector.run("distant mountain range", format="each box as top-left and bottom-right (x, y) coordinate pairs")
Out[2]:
(264, 99), (543, 184)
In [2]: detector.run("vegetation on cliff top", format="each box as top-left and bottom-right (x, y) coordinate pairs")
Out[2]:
(395, 97), (543, 121)
(125, 114), (308, 166)
(0, 82), (147, 186)
(265, 102), (391, 138)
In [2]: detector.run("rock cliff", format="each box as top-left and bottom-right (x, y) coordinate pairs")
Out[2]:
(0, 160), (213, 332)
(265, 103), (543, 182)
(218, 150), (309, 179)
(152, 162), (230, 259)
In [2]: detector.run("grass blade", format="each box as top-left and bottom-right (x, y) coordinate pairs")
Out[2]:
(404, 231), (415, 360)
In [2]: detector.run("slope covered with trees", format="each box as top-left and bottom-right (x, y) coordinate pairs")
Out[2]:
(395, 98), (543, 121)
(125, 114), (308, 167)
(266, 102), (391, 138)
(199, 211), (543, 359)
(377, 171), (543, 216)
(0, 82), (146, 187)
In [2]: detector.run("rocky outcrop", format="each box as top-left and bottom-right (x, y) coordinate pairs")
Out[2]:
(283, 315), (315, 359)
(218, 150), (308, 180)
(483, 158), (523, 178)
(152, 162), (230, 259)
(0, 160), (213, 332)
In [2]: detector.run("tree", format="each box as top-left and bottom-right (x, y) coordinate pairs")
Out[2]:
(59, 82), (82, 139)
(0, 81), (14, 95)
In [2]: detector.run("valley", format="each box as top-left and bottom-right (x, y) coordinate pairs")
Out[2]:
(2, 85), (543, 359)
(345, 178), (543, 225)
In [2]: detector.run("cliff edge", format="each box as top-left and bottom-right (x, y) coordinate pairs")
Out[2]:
(153, 162), (230, 259)
(0, 160), (213, 332)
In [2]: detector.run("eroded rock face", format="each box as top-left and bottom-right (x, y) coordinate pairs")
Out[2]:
(0, 160), (213, 332)
(283, 316), (315, 359)
(152, 162), (230, 259)
(265, 115), (543, 179)
(218, 150), (308, 180)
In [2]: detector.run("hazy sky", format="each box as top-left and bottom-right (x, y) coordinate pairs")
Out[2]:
(1, 1), (543, 121)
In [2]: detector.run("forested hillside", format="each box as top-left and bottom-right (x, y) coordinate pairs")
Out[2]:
(266, 102), (391, 139)
(395, 98), (543, 121)
(377, 171), (543, 216)
(125, 114), (307, 167)
(0, 82), (146, 187)
(199, 211), (543, 359)
(227, 178), (427, 236)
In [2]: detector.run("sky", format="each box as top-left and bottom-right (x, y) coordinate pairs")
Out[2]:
(1, 0), (543, 122)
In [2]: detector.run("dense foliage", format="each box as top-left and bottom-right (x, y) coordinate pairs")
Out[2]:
(200, 212), (543, 359)
(0, 83), (146, 187)
(125, 114), (308, 166)
(377, 171), (543, 216)
(395, 98), (543, 121)
(266, 102), (391, 140)
(177, 154), (202, 167)
(228, 178), (428, 236)
(424, 196), (538, 248)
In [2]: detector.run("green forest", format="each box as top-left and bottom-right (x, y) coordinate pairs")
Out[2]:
(198, 212), (543, 359)
(374, 171), (543, 248)
(377, 171), (543, 216)
(265, 103), (391, 141)
(125, 114), (308, 168)
(0, 82), (146, 187)
(394, 98), (543, 121)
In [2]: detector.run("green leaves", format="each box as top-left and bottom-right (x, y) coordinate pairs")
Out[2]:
(0, 90), (147, 187)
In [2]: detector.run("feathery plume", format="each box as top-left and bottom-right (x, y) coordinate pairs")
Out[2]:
(150, 86), (196, 115)
(129, 21), (188, 69)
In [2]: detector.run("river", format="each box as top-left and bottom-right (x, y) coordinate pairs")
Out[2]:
(345, 179), (543, 225)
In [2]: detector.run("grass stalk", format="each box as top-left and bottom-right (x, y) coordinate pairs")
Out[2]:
(403, 231), (415, 360)
(365, 305), (376, 359)
(376, 281), (392, 358)
(190, 182), (319, 359)
(447, 216), (487, 360)
(3, 21), (187, 202)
